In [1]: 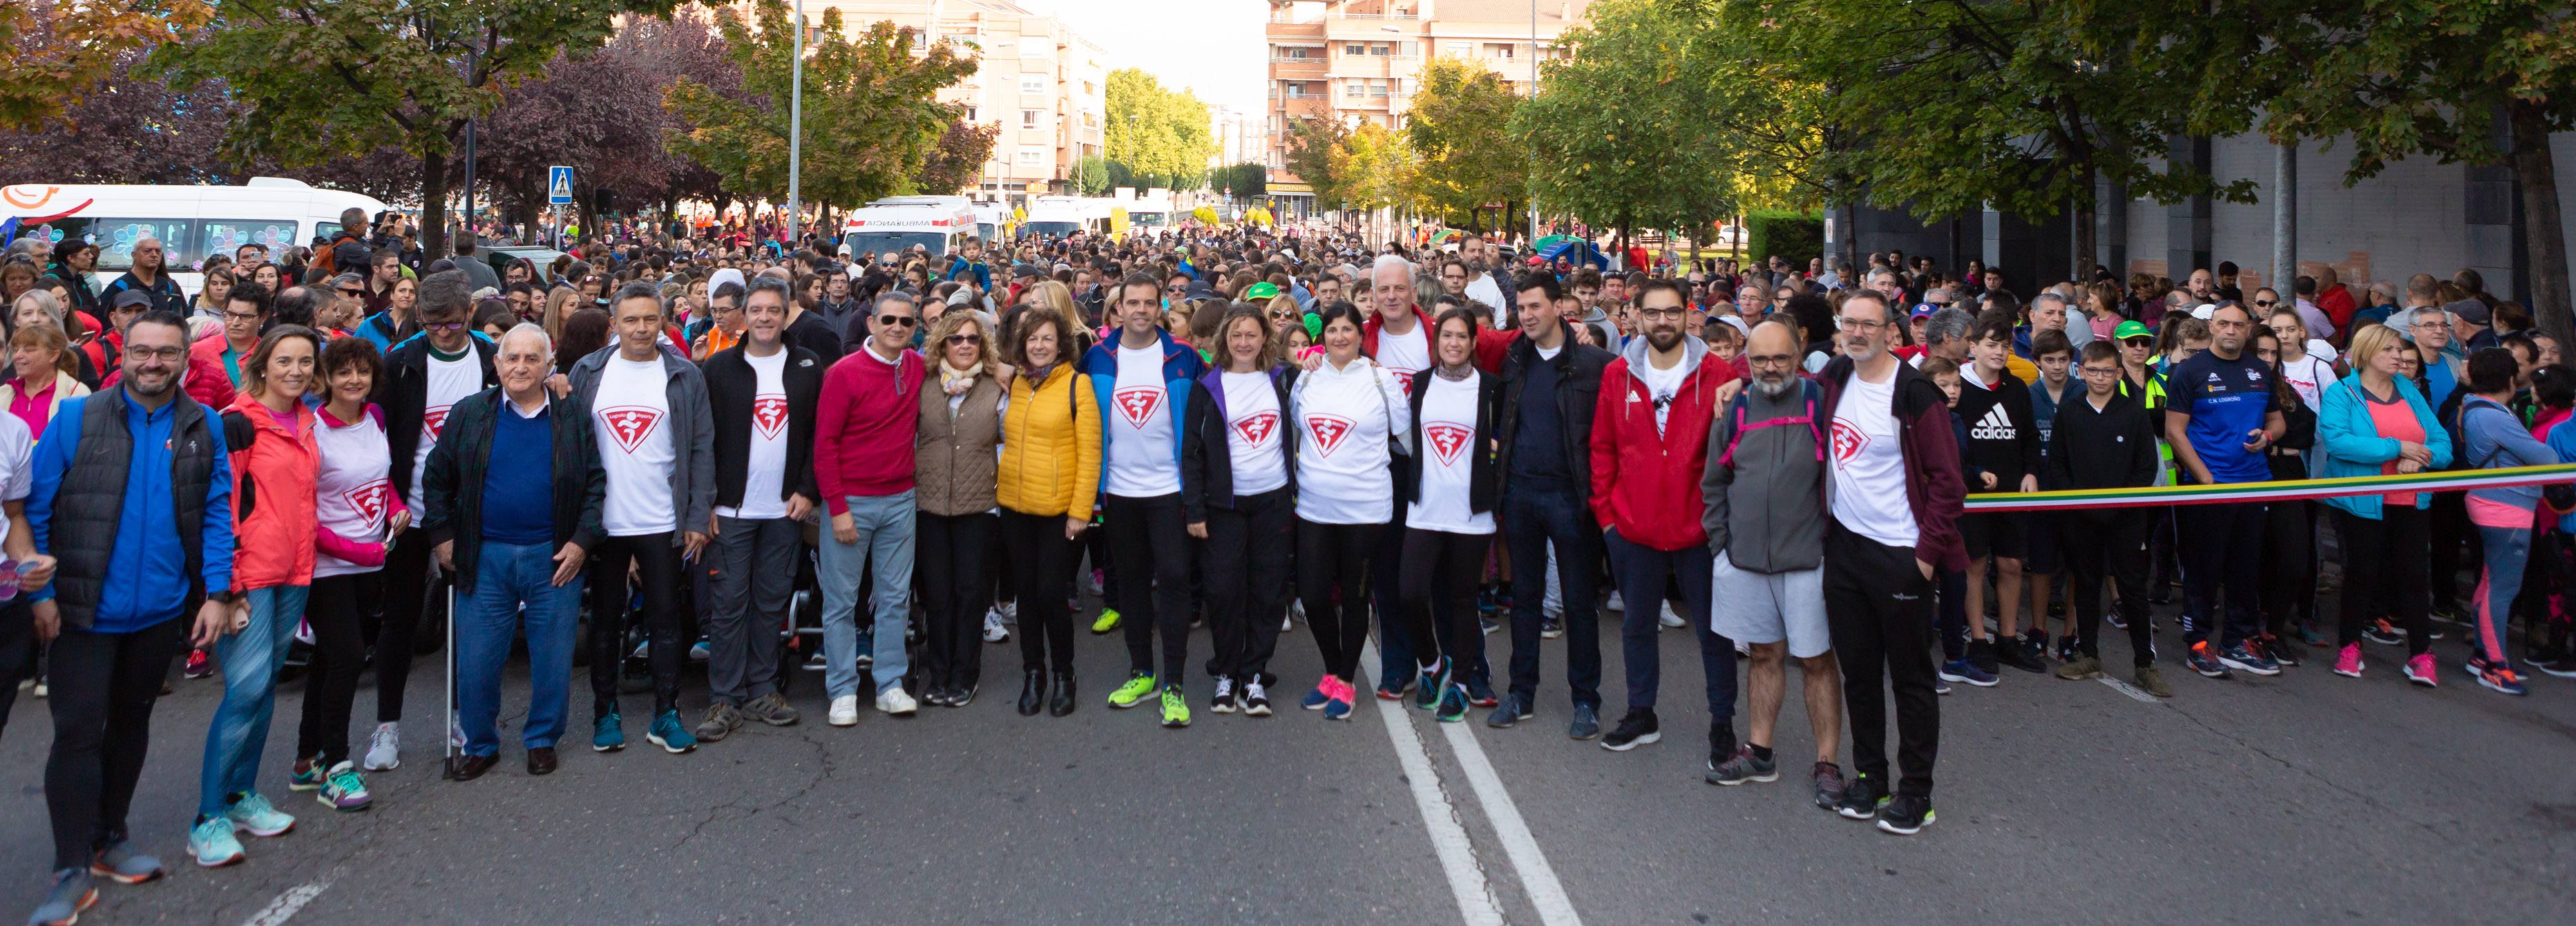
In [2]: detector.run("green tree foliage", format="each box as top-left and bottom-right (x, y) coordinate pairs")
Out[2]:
(1335, 122), (1420, 215)
(1105, 68), (1215, 190)
(2, 1), (210, 133)
(163, 0), (673, 260)
(663, 0), (977, 210)
(1283, 115), (1351, 208)
(1514, 0), (1733, 246)
(1069, 154), (1112, 195)
(1404, 57), (1525, 232)
(1211, 162), (1265, 198)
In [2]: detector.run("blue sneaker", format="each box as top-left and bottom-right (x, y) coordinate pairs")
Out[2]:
(224, 793), (294, 838)
(2186, 641), (2233, 679)
(647, 710), (698, 754)
(2217, 642), (2280, 677)
(1322, 690), (1354, 721)
(1434, 684), (1469, 722)
(1485, 692), (1532, 728)
(287, 755), (325, 792)
(88, 841), (164, 884)
(188, 817), (245, 868)
(1567, 703), (1601, 740)
(1937, 660), (1998, 688)
(1300, 681), (1333, 711)
(592, 712), (626, 753)
(1413, 659), (1447, 710)
(27, 869), (95, 926)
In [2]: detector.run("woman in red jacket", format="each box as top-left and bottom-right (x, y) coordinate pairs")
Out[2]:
(190, 325), (321, 869)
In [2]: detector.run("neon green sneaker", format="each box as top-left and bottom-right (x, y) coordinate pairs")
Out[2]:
(1090, 608), (1122, 634)
(1159, 684), (1191, 728)
(1107, 671), (1156, 708)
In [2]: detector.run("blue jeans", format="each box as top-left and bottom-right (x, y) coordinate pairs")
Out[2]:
(1503, 485), (1601, 708)
(822, 491), (916, 698)
(458, 540), (584, 757)
(199, 584), (307, 817)
(2475, 523), (2532, 665)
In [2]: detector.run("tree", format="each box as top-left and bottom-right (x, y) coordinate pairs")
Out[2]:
(1104, 68), (1215, 190)
(1335, 122), (1420, 214)
(916, 115), (1000, 195)
(163, 0), (677, 261)
(1283, 115), (1351, 209)
(1212, 162), (1265, 198)
(1, 1), (211, 133)
(1405, 57), (1524, 233)
(1069, 154), (1112, 196)
(664, 0), (977, 213)
(0, 49), (234, 187)
(1515, 0), (1734, 253)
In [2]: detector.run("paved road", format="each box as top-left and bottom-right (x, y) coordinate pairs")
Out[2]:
(3, 590), (2574, 925)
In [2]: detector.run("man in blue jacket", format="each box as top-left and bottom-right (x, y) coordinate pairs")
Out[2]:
(23, 310), (236, 926)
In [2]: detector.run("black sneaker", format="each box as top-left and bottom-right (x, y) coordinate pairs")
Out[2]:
(1540, 615), (1564, 639)
(1601, 710), (1659, 750)
(1835, 773), (1888, 820)
(1704, 744), (1776, 784)
(1996, 641), (2047, 674)
(1877, 794), (1935, 835)
(1966, 639), (2001, 674)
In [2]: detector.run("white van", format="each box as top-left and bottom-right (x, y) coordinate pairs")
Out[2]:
(1020, 196), (1090, 241)
(971, 204), (1009, 247)
(838, 196), (977, 261)
(1, 177), (390, 299)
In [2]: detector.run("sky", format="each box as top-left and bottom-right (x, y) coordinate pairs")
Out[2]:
(1015, 0), (1268, 117)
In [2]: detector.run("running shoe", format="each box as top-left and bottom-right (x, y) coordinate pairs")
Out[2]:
(1996, 639), (2047, 674)
(88, 842), (164, 885)
(1433, 684), (1469, 723)
(1605, 591), (1625, 612)
(828, 694), (859, 726)
(1300, 679), (1333, 711)
(27, 869), (96, 926)
(1087, 568), (1105, 597)
(2217, 642), (2280, 676)
(1877, 795), (1935, 835)
(1107, 671), (1157, 708)
(1090, 608), (1122, 634)
(2106, 611), (2128, 632)
(1966, 638), (2001, 674)
(1658, 602), (1684, 629)
(2362, 619), (2405, 646)
(1540, 615), (1563, 639)
(2260, 634), (2300, 668)
(1160, 685), (1191, 727)
(1811, 763), (1848, 811)
(317, 762), (371, 812)
(1464, 678), (1499, 708)
(1485, 692), (1532, 728)
(648, 710), (699, 753)
(875, 687), (917, 716)
(1704, 745), (1777, 785)
(1933, 677), (1952, 695)
(2300, 622), (2331, 647)
(1835, 773), (1888, 820)
(1322, 682), (1355, 721)
(288, 755), (325, 792)
(1938, 660), (1998, 688)
(2053, 634), (2079, 664)
(1413, 659), (1446, 710)
(363, 721), (400, 771)
(1567, 703), (1600, 740)
(183, 648), (213, 679)
(2186, 641), (2231, 679)
(2403, 653), (2439, 688)
(2537, 655), (2576, 679)
(2054, 655), (2103, 681)
(225, 793), (294, 838)
(188, 818), (243, 868)
(2474, 663), (2528, 696)
(2018, 628), (2049, 663)
(982, 611), (1011, 643)
(1375, 673), (1413, 702)
(1210, 677), (1238, 715)
(2133, 665), (2174, 699)
(1242, 681), (1273, 716)
(2333, 643), (2364, 678)
(1600, 710), (1660, 751)
(592, 712), (626, 752)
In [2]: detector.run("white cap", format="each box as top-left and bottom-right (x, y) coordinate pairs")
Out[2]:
(2191, 303), (2217, 320)
(708, 268), (746, 298)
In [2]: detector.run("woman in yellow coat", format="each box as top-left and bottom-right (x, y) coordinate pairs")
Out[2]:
(996, 306), (1100, 717)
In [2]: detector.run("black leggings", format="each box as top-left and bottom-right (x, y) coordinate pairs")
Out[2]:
(46, 617), (182, 871)
(916, 512), (995, 692)
(2259, 498), (2318, 635)
(587, 531), (684, 716)
(0, 597), (32, 742)
(1203, 489), (1293, 684)
(1297, 518), (1378, 681)
(1001, 509), (1079, 673)
(372, 533), (435, 723)
(1398, 528), (1485, 670)
(296, 572), (370, 765)
(2336, 505), (2432, 654)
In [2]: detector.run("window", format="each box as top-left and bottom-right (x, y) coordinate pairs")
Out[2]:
(1344, 80), (1363, 99)
(202, 220), (299, 268)
(1082, 81), (1094, 95)
(1022, 109), (1042, 128)
(962, 106), (979, 122)
(1371, 43), (1391, 57)
(1487, 42), (1515, 59)
(71, 218), (194, 272)
(1345, 42), (1366, 55)
(1020, 75), (1047, 95)
(1015, 149), (1042, 167)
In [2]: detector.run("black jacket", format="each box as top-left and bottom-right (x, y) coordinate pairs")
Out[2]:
(700, 343), (823, 510)
(1954, 368), (2042, 486)
(1181, 366), (1296, 523)
(1494, 331), (1612, 491)
(418, 387), (606, 594)
(374, 335), (499, 505)
(2044, 390), (2160, 499)
(1405, 368), (1504, 514)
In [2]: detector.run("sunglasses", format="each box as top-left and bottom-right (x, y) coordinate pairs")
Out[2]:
(2254, 299), (2276, 307)
(878, 315), (917, 328)
(2120, 337), (2153, 347)
(336, 287), (363, 296)
(943, 334), (979, 346)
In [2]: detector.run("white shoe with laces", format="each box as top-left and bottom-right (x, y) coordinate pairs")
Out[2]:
(828, 695), (859, 726)
(1659, 602), (1685, 629)
(362, 722), (399, 771)
(877, 687), (917, 716)
(982, 611), (1010, 643)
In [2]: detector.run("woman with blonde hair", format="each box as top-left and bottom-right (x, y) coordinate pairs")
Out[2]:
(541, 285), (582, 340)
(915, 310), (1008, 708)
(0, 321), (87, 437)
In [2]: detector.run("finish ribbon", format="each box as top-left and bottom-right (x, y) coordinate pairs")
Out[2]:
(1962, 464), (2576, 513)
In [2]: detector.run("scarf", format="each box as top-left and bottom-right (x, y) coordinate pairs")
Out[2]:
(1021, 359), (1060, 388)
(939, 359), (980, 397)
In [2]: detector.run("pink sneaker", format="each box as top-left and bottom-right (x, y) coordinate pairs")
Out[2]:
(2333, 643), (2363, 678)
(2403, 653), (2439, 687)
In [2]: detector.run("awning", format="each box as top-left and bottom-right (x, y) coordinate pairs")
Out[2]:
(1269, 180), (1315, 195)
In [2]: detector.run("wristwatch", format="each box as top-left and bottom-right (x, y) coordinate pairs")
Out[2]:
(209, 591), (240, 605)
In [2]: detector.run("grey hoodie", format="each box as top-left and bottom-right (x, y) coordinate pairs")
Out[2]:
(1700, 372), (1828, 574)
(567, 343), (717, 543)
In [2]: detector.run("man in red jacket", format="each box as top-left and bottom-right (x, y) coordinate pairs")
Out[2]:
(1587, 280), (1738, 755)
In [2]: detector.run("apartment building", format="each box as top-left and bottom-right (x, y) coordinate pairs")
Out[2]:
(778, 1), (1107, 205)
(1263, 0), (1590, 214)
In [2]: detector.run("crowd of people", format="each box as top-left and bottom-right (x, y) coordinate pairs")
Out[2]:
(1, 205), (2570, 925)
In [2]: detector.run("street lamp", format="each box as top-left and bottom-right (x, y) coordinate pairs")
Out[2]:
(788, 0), (804, 247)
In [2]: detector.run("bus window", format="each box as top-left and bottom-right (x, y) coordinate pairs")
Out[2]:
(85, 219), (194, 272)
(202, 220), (301, 267)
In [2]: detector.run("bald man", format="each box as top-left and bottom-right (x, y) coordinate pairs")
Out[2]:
(99, 236), (188, 315)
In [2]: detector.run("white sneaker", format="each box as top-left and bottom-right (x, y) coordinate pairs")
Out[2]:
(362, 722), (400, 771)
(982, 611), (1010, 643)
(828, 695), (859, 727)
(1606, 591), (1626, 612)
(995, 601), (1018, 624)
(688, 640), (711, 662)
(1659, 603), (1684, 629)
(877, 687), (918, 716)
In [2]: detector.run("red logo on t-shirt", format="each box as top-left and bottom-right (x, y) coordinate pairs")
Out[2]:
(1426, 422), (1472, 467)
(343, 478), (391, 529)
(421, 406), (451, 440)
(1829, 417), (1870, 464)
(599, 406), (665, 454)
(1232, 410), (1278, 446)
(1305, 413), (1355, 457)
(1114, 387), (1163, 428)
(1391, 369), (1417, 393)
(752, 395), (789, 441)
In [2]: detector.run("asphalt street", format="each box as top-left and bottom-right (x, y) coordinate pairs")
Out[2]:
(3, 584), (2574, 925)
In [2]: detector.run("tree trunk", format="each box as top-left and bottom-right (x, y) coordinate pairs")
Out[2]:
(2510, 98), (2574, 351)
(420, 150), (450, 270)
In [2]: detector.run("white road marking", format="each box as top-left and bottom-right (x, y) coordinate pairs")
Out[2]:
(1359, 641), (1504, 925)
(1362, 641), (1582, 926)
(240, 880), (330, 926)
(2101, 676), (2161, 703)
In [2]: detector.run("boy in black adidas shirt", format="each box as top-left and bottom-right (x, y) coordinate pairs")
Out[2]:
(1956, 316), (2043, 673)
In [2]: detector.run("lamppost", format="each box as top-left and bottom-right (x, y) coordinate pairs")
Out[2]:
(788, 0), (804, 247)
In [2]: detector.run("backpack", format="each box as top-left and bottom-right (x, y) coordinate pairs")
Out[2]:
(1714, 378), (1824, 470)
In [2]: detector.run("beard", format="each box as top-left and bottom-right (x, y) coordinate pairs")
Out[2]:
(1646, 328), (1683, 352)
(1750, 371), (1794, 399)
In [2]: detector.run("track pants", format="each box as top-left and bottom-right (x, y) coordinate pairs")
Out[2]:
(1823, 524), (1939, 800)
(1297, 518), (1378, 681)
(1205, 489), (1294, 684)
(2063, 511), (2155, 666)
(46, 617), (182, 870)
(1105, 493), (1192, 687)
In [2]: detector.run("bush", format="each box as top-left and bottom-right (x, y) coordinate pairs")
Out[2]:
(1746, 210), (1823, 267)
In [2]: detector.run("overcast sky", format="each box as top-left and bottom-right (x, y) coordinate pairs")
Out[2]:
(1017, 0), (1267, 117)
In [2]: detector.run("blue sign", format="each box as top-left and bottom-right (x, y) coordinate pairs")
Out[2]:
(548, 166), (575, 205)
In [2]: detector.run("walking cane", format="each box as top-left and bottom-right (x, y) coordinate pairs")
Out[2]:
(441, 577), (458, 781)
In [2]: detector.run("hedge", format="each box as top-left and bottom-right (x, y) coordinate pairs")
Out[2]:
(1745, 210), (1823, 267)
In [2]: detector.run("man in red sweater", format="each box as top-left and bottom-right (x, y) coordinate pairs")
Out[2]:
(1587, 279), (1739, 755)
(814, 292), (926, 726)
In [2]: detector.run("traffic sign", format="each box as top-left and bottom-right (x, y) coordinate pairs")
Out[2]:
(548, 166), (574, 205)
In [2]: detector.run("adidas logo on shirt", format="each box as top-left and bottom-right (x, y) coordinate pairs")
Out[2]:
(1969, 404), (2018, 442)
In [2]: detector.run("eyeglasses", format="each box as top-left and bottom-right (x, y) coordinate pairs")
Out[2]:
(943, 334), (979, 346)
(1834, 316), (1889, 331)
(877, 315), (917, 328)
(222, 311), (261, 323)
(423, 321), (466, 333)
(1639, 307), (1687, 321)
(125, 347), (184, 361)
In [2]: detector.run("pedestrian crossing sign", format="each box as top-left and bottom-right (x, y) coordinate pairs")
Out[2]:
(548, 166), (574, 205)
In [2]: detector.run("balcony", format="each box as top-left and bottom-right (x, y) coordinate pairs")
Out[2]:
(1333, 12), (1420, 19)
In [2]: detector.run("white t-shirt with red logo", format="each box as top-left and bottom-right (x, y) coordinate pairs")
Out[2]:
(316, 404), (394, 578)
(717, 348), (791, 520)
(409, 349), (483, 512)
(1826, 366), (1918, 547)
(1105, 342), (1179, 498)
(1292, 357), (1409, 525)
(1373, 316), (1431, 393)
(1406, 371), (1491, 535)
(1221, 370), (1286, 495)
(593, 355), (678, 536)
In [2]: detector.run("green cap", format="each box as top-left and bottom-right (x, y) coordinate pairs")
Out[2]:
(1303, 312), (1323, 340)
(2113, 319), (2153, 341)
(1243, 281), (1281, 301)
